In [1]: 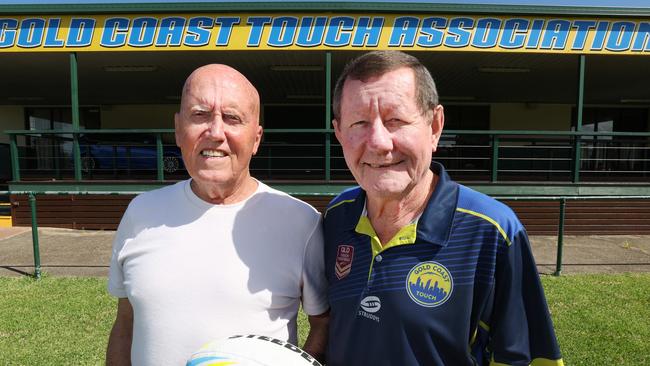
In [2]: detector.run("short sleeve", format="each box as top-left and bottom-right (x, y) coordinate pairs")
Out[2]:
(300, 215), (329, 316)
(107, 203), (135, 298)
(489, 229), (563, 365)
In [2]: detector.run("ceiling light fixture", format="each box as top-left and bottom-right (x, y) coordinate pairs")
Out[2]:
(286, 94), (324, 100)
(7, 96), (44, 101)
(270, 65), (323, 72)
(478, 67), (530, 73)
(620, 98), (650, 103)
(103, 65), (158, 72)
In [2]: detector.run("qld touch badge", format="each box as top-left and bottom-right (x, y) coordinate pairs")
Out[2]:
(335, 245), (354, 280)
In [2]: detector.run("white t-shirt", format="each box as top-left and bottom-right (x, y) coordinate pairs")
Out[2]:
(108, 179), (328, 366)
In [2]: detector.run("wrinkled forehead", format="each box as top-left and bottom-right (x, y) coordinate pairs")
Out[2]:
(341, 69), (417, 114)
(180, 68), (260, 118)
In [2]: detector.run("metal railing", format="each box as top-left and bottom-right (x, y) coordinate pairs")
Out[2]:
(5, 129), (650, 183)
(8, 190), (649, 279)
(493, 195), (650, 276)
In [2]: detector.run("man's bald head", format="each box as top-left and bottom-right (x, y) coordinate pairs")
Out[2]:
(180, 64), (260, 123)
(174, 63), (264, 204)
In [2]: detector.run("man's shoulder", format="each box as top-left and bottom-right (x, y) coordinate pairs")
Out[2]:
(127, 181), (188, 218)
(455, 184), (523, 239)
(456, 185), (511, 212)
(323, 186), (362, 219)
(323, 187), (365, 224)
(128, 180), (187, 211)
(255, 182), (320, 216)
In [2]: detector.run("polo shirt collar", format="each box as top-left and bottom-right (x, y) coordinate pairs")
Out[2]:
(416, 161), (459, 247)
(346, 161), (458, 247)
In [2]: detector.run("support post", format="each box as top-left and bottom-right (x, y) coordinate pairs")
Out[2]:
(572, 55), (585, 183)
(491, 134), (499, 183)
(28, 193), (41, 279)
(554, 198), (567, 276)
(70, 53), (82, 181)
(156, 133), (164, 181)
(325, 52), (332, 182)
(10, 134), (20, 181)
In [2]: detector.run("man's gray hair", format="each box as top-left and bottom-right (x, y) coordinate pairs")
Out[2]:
(332, 51), (439, 121)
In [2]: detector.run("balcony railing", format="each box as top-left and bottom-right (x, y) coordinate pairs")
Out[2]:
(5, 129), (650, 184)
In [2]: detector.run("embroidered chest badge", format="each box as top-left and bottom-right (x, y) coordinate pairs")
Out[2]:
(335, 245), (354, 280)
(406, 261), (453, 307)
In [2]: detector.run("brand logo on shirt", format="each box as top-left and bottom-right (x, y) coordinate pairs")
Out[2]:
(360, 296), (381, 313)
(335, 245), (354, 280)
(358, 295), (381, 322)
(405, 261), (453, 307)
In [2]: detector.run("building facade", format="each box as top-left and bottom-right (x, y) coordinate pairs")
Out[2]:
(1, 0), (650, 233)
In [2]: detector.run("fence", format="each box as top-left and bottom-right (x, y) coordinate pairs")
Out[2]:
(5, 129), (650, 184)
(7, 189), (649, 279)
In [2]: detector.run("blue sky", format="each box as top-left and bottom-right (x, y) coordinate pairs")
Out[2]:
(1, 0), (649, 7)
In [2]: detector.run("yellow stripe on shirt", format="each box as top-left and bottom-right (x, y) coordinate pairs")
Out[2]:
(489, 357), (564, 366)
(456, 208), (512, 246)
(324, 198), (356, 218)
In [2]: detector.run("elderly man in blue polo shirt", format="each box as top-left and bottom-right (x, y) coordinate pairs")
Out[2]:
(323, 51), (563, 365)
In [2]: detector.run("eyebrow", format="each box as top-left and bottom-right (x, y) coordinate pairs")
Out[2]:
(183, 105), (211, 116)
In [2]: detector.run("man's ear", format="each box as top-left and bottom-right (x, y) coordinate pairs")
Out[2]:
(332, 119), (342, 143)
(430, 105), (445, 152)
(174, 112), (181, 147)
(252, 124), (263, 155)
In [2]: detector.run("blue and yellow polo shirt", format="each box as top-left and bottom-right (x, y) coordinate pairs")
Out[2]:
(323, 162), (563, 366)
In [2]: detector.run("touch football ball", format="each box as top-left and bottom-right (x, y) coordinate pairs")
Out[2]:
(186, 334), (323, 366)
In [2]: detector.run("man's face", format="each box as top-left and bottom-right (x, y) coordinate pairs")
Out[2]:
(334, 67), (444, 200)
(175, 66), (262, 190)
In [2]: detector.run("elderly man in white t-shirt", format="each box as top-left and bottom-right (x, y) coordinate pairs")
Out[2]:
(106, 64), (329, 366)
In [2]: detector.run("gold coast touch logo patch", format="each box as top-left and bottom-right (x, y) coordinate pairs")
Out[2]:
(406, 261), (453, 307)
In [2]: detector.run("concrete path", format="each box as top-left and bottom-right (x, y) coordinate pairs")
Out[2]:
(0, 227), (114, 277)
(1, 227), (649, 277)
(531, 235), (650, 275)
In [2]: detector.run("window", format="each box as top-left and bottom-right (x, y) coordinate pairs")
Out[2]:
(24, 107), (101, 173)
(255, 104), (327, 179)
(573, 107), (649, 177)
(573, 107), (648, 137)
(436, 105), (491, 180)
(26, 107), (100, 131)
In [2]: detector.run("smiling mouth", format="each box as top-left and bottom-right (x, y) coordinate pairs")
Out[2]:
(200, 149), (227, 157)
(365, 161), (402, 168)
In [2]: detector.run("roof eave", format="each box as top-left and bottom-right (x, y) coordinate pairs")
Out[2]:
(2, 2), (650, 17)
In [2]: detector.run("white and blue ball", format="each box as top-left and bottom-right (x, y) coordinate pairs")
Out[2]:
(186, 334), (322, 366)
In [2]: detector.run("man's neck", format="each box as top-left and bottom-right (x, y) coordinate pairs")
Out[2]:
(366, 172), (437, 246)
(190, 174), (258, 205)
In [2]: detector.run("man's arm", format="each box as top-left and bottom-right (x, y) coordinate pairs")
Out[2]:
(106, 298), (134, 366)
(302, 310), (330, 364)
(489, 229), (563, 365)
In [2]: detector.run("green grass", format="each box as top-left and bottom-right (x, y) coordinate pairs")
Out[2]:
(0, 275), (115, 365)
(0, 273), (649, 365)
(543, 273), (650, 366)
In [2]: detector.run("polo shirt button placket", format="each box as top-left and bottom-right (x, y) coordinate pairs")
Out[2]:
(367, 254), (382, 289)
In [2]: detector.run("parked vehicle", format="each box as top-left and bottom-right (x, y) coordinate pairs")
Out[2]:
(79, 135), (184, 174)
